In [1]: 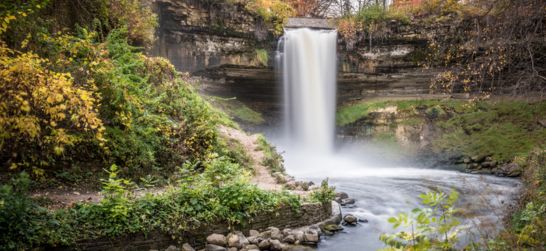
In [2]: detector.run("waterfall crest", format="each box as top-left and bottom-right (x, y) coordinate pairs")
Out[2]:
(279, 28), (337, 152)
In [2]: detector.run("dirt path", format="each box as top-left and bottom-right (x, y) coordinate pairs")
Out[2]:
(31, 126), (286, 209)
(218, 126), (283, 191)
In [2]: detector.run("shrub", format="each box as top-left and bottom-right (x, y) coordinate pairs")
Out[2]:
(310, 179), (336, 204)
(0, 42), (105, 173)
(380, 190), (461, 250)
(0, 172), (73, 249)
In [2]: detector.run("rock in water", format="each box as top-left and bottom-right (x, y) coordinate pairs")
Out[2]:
(340, 198), (355, 206)
(207, 233), (227, 246)
(343, 214), (358, 225)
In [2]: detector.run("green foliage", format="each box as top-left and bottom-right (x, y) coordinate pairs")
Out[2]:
(434, 101), (546, 164)
(0, 172), (73, 249)
(245, 0), (295, 35)
(380, 190), (461, 251)
(0, 41), (105, 174)
(256, 134), (285, 174)
(256, 49), (269, 66)
(207, 96), (265, 125)
(310, 179), (336, 204)
(1, 0), (156, 47)
(355, 4), (410, 25)
(501, 151), (546, 248)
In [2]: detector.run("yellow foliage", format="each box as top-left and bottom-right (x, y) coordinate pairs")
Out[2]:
(245, 0), (295, 35)
(0, 43), (105, 170)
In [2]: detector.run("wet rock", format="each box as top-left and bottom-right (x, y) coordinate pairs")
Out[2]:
(340, 198), (355, 206)
(343, 214), (358, 225)
(166, 246), (179, 251)
(181, 243), (195, 251)
(358, 218), (369, 223)
(302, 230), (319, 245)
(496, 163), (522, 177)
(207, 234), (227, 246)
(321, 224), (343, 233)
(334, 192), (349, 203)
(205, 244), (227, 251)
(481, 161), (497, 168)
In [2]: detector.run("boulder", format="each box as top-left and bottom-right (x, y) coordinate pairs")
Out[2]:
(497, 163), (522, 177)
(481, 161), (497, 168)
(336, 192), (349, 200)
(205, 244), (227, 251)
(292, 230), (304, 242)
(270, 239), (283, 251)
(181, 243), (195, 251)
(340, 198), (355, 206)
(207, 234), (227, 246)
(227, 248), (237, 251)
(248, 230), (260, 237)
(258, 239), (271, 250)
(247, 236), (261, 245)
(282, 228), (292, 236)
(227, 232), (242, 248)
(302, 230), (319, 245)
(321, 224), (343, 233)
(343, 214), (358, 225)
(270, 227), (283, 240)
(282, 234), (296, 244)
(242, 244), (259, 251)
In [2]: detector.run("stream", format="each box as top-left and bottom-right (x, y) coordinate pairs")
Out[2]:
(273, 27), (521, 250)
(273, 139), (521, 250)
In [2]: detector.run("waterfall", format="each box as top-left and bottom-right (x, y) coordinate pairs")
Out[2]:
(279, 28), (337, 152)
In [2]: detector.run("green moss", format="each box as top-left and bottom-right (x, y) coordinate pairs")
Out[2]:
(255, 49), (268, 66)
(207, 96), (265, 125)
(433, 100), (546, 163)
(336, 99), (467, 126)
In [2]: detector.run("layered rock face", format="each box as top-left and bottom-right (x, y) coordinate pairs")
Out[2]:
(151, 0), (272, 72)
(337, 22), (439, 104)
(151, 1), (437, 125)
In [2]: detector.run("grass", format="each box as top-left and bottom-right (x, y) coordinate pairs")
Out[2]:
(336, 98), (468, 126)
(207, 96), (265, 125)
(338, 98), (546, 164)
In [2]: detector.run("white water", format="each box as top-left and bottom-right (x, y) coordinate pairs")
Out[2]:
(276, 28), (520, 250)
(280, 28), (337, 152)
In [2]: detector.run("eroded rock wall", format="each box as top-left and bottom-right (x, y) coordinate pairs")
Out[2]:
(151, 1), (439, 126)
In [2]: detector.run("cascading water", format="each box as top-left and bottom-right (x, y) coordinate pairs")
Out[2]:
(279, 28), (337, 152)
(274, 26), (520, 250)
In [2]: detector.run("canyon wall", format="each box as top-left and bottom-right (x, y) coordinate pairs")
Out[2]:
(151, 0), (439, 125)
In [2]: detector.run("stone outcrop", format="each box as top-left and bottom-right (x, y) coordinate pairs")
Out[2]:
(151, 1), (443, 128)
